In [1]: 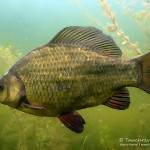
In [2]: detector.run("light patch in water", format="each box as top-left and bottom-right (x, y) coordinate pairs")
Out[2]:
(4, 72), (8, 75)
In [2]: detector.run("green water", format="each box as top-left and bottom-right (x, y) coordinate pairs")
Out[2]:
(0, 0), (150, 149)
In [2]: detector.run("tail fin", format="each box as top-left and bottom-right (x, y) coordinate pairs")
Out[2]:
(137, 52), (150, 93)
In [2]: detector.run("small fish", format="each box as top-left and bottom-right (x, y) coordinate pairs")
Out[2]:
(0, 26), (150, 133)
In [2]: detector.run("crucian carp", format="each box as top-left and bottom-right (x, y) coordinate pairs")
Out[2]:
(0, 26), (150, 133)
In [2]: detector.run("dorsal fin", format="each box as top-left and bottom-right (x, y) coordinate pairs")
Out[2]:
(50, 26), (122, 58)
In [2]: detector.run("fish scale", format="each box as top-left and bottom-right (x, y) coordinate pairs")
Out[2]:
(10, 45), (140, 111)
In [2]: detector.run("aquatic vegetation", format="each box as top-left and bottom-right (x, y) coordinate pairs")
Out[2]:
(118, 0), (150, 34)
(0, 44), (21, 68)
(118, 0), (150, 54)
(98, 0), (142, 56)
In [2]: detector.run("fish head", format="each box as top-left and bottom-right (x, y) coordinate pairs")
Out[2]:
(0, 72), (25, 108)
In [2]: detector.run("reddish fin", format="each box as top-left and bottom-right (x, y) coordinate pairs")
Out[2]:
(104, 88), (130, 110)
(58, 112), (86, 133)
(136, 52), (150, 93)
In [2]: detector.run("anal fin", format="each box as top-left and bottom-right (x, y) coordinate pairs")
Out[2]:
(103, 88), (130, 110)
(58, 111), (86, 134)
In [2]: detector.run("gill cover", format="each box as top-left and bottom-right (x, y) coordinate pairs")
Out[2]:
(0, 73), (25, 108)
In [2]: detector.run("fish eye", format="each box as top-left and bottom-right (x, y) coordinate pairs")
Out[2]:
(0, 83), (4, 92)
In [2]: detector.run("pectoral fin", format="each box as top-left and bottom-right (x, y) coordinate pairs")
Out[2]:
(58, 111), (86, 133)
(22, 101), (45, 110)
(103, 88), (130, 110)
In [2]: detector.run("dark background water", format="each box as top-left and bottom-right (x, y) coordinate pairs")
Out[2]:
(0, 0), (150, 149)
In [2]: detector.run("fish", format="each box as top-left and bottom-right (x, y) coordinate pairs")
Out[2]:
(0, 26), (150, 133)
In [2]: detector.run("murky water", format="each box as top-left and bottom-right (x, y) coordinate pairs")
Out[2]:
(0, 0), (150, 149)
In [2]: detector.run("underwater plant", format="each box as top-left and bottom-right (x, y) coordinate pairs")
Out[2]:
(98, 0), (142, 56)
(118, 0), (150, 54)
(118, 0), (150, 35)
(0, 44), (21, 68)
